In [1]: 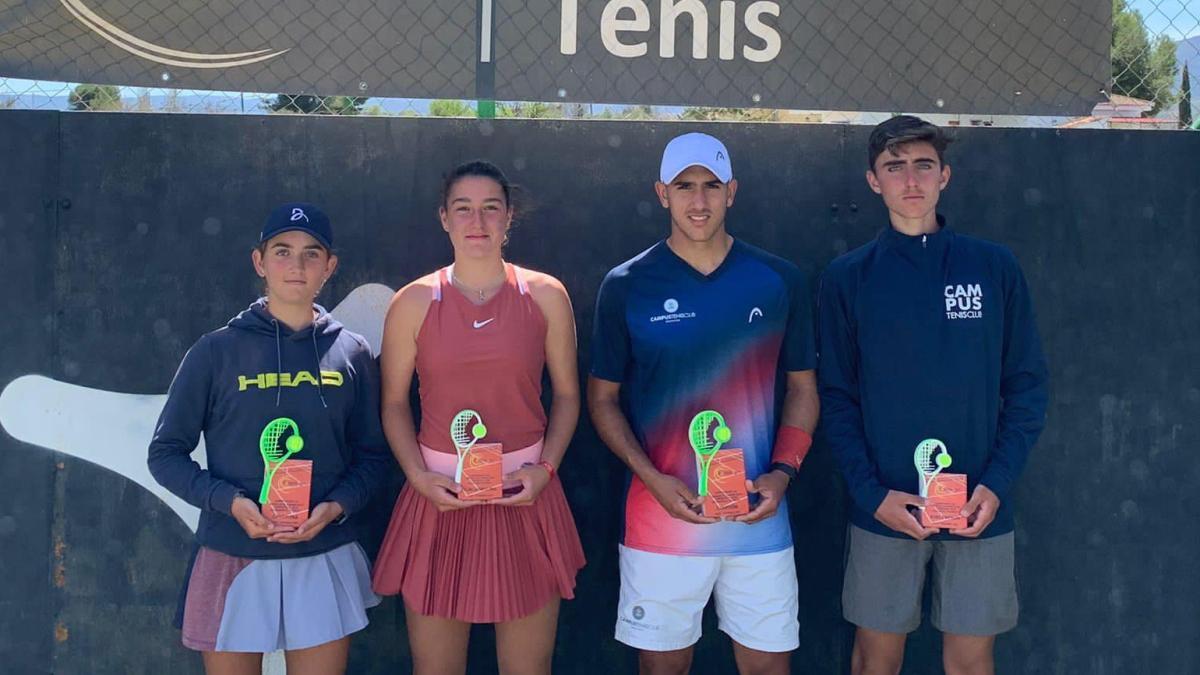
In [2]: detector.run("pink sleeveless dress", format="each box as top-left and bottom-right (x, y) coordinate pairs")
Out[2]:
(372, 264), (585, 623)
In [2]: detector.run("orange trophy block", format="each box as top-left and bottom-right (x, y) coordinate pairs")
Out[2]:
(263, 459), (312, 527)
(920, 473), (968, 529)
(459, 443), (503, 501)
(702, 449), (750, 518)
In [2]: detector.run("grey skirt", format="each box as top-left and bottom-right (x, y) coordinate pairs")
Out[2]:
(180, 541), (380, 653)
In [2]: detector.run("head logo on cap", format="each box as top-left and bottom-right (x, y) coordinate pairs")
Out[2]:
(660, 132), (733, 185)
(290, 208), (309, 223)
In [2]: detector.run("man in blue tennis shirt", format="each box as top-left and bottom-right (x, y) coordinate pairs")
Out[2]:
(588, 132), (819, 675)
(819, 115), (1049, 675)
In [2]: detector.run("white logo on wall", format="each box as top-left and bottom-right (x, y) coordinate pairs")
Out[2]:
(945, 284), (984, 320)
(58, 0), (289, 69)
(748, 307), (763, 323)
(664, 298), (679, 312)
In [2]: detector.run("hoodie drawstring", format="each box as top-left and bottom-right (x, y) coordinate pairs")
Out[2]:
(312, 328), (328, 409)
(266, 304), (328, 409)
(273, 319), (282, 407)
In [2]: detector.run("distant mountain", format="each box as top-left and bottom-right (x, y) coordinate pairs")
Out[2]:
(0, 92), (244, 112)
(0, 90), (445, 114)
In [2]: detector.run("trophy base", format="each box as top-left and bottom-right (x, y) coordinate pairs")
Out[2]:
(460, 443), (503, 500)
(702, 449), (749, 518)
(920, 473), (968, 530)
(263, 459), (312, 527)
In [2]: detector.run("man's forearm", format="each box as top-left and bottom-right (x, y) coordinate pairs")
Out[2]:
(780, 374), (819, 434)
(588, 396), (659, 482)
(769, 370), (820, 474)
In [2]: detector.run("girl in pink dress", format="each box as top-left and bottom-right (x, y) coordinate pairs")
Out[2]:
(372, 161), (585, 674)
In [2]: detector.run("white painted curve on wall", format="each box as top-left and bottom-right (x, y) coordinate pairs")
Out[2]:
(0, 375), (200, 527)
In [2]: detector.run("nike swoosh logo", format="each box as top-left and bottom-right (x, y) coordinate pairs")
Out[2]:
(473, 318), (495, 329)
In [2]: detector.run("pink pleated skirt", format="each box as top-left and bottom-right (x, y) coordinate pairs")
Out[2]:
(371, 445), (586, 624)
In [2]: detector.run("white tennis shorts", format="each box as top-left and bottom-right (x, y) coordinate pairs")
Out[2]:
(614, 544), (800, 653)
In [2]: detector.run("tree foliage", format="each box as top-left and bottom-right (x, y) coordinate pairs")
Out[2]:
(680, 107), (779, 122)
(1111, 0), (1178, 114)
(265, 94), (368, 115)
(68, 84), (122, 111)
(593, 105), (658, 120)
(497, 102), (563, 118)
(428, 99), (476, 117)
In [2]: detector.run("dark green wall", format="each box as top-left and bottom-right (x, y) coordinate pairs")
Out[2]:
(1, 111), (1197, 674)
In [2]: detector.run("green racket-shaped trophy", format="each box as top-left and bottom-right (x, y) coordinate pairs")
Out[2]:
(688, 410), (749, 517)
(913, 438), (967, 529)
(450, 409), (502, 500)
(258, 417), (305, 504)
(256, 417), (312, 527)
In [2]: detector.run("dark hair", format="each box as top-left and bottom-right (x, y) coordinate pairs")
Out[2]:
(867, 115), (952, 170)
(440, 160), (512, 210)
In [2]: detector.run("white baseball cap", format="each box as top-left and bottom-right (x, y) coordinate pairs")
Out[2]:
(659, 132), (733, 184)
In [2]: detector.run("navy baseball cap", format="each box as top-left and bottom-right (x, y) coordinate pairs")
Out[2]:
(260, 202), (333, 250)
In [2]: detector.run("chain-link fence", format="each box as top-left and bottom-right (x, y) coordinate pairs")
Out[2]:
(1, 0), (1197, 129)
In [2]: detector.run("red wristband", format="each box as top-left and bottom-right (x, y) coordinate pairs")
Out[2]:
(536, 460), (556, 480)
(771, 426), (812, 470)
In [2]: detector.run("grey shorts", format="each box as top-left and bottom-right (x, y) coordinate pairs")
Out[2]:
(842, 525), (1018, 636)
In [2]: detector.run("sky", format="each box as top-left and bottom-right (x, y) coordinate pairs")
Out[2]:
(1130, 0), (1200, 40)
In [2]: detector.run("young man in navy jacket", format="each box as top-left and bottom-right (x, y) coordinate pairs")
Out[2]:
(818, 116), (1048, 675)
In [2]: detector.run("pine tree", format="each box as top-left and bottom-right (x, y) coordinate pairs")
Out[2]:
(1180, 63), (1193, 129)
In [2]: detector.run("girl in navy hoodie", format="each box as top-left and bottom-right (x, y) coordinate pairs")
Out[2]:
(148, 203), (390, 674)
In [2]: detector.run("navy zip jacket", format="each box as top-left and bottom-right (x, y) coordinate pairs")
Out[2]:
(148, 299), (391, 558)
(817, 219), (1048, 539)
